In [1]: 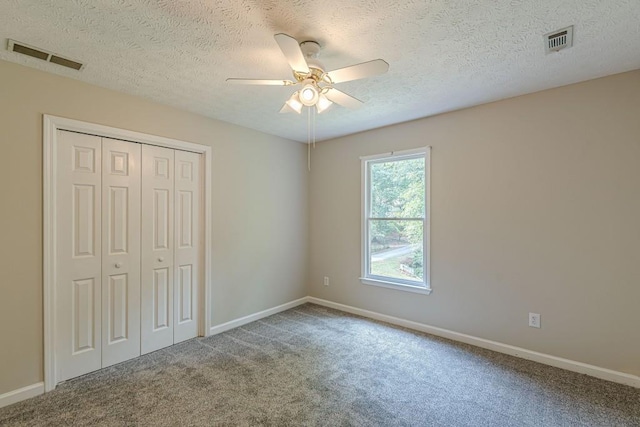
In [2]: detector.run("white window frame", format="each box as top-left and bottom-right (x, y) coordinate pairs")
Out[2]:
(360, 147), (431, 294)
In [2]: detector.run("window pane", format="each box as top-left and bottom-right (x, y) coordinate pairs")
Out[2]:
(369, 219), (424, 282)
(370, 157), (424, 218)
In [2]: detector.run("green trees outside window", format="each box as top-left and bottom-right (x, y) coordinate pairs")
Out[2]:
(368, 156), (425, 282)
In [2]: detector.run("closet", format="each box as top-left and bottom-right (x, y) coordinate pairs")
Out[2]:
(55, 130), (202, 382)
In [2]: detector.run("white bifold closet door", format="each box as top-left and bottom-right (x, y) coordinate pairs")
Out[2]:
(173, 150), (201, 344)
(101, 138), (141, 368)
(56, 132), (142, 381)
(140, 145), (201, 354)
(140, 145), (175, 354)
(56, 132), (103, 382)
(56, 130), (201, 382)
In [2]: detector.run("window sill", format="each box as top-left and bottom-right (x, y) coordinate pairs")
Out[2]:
(360, 277), (432, 295)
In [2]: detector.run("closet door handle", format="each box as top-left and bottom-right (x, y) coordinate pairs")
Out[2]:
(157, 257), (164, 262)
(115, 262), (122, 268)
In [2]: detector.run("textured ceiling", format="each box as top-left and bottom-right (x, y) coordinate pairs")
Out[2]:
(1, 0), (639, 142)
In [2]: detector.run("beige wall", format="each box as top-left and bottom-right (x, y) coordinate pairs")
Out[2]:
(1, 56), (638, 396)
(0, 60), (309, 395)
(309, 70), (640, 376)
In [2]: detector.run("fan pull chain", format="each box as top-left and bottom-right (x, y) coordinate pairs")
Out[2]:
(307, 107), (311, 171)
(305, 107), (318, 172)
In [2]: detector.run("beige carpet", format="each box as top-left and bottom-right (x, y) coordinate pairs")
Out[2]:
(1, 303), (639, 426)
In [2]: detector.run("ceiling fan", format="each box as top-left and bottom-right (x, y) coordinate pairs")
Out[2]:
(226, 33), (389, 114)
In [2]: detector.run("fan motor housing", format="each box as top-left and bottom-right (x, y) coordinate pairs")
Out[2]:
(300, 40), (321, 58)
(297, 40), (325, 77)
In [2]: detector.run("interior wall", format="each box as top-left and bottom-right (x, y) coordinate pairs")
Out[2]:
(0, 60), (309, 395)
(309, 70), (640, 376)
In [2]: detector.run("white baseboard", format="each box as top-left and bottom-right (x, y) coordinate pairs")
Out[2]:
(209, 297), (309, 336)
(0, 382), (44, 409)
(307, 297), (640, 389)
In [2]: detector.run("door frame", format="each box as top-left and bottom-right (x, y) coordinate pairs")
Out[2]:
(43, 114), (213, 392)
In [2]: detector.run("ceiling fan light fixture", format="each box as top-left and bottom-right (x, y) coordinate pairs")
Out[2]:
(299, 81), (319, 106)
(301, 87), (315, 101)
(316, 93), (332, 114)
(226, 33), (389, 171)
(279, 103), (294, 114)
(285, 91), (303, 114)
(227, 33), (388, 114)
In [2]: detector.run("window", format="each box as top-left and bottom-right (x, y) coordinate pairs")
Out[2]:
(361, 147), (431, 294)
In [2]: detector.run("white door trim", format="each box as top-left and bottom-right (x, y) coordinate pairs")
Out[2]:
(43, 115), (213, 392)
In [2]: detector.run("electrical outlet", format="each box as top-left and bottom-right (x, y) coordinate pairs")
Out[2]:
(323, 276), (330, 286)
(529, 313), (541, 328)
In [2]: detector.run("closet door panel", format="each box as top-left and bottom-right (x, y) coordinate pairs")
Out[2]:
(174, 151), (201, 343)
(141, 145), (175, 354)
(101, 138), (141, 367)
(56, 130), (102, 381)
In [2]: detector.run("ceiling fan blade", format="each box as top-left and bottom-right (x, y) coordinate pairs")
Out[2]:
(324, 88), (363, 109)
(326, 59), (389, 84)
(226, 78), (295, 86)
(274, 33), (310, 73)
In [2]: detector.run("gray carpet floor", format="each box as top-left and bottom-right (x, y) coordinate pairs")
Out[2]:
(1, 303), (639, 426)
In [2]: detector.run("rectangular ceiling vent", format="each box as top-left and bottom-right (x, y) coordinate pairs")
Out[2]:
(7, 39), (84, 70)
(544, 26), (573, 54)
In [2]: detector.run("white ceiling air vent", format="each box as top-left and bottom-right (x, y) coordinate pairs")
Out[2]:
(544, 26), (573, 54)
(7, 39), (84, 70)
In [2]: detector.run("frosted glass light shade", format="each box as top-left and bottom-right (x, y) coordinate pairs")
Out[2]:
(285, 92), (303, 114)
(299, 83), (319, 106)
(316, 94), (332, 114)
